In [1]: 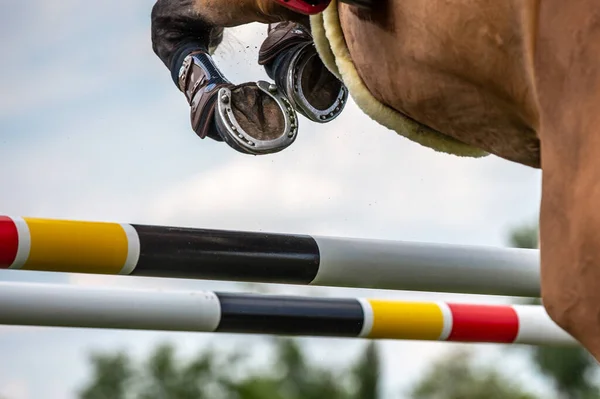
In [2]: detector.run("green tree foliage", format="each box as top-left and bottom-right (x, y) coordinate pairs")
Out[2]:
(136, 344), (227, 399)
(225, 338), (353, 399)
(78, 351), (135, 399)
(531, 347), (599, 399)
(508, 222), (538, 249)
(407, 349), (539, 399)
(76, 338), (379, 399)
(351, 342), (380, 399)
(506, 220), (600, 399)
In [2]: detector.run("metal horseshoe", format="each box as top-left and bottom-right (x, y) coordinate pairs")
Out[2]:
(214, 80), (299, 155)
(284, 42), (348, 123)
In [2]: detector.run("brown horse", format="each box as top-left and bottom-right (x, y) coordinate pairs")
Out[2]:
(150, 0), (600, 361)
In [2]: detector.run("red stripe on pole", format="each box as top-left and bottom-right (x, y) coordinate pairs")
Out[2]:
(0, 216), (19, 269)
(447, 303), (519, 343)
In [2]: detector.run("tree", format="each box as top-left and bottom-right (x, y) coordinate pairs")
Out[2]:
(506, 221), (600, 399)
(78, 351), (135, 399)
(77, 337), (381, 399)
(136, 343), (224, 399)
(78, 342), (244, 399)
(507, 222), (538, 250)
(351, 342), (380, 399)
(407, 348), (539, 399)
(225, 338), (353, 399)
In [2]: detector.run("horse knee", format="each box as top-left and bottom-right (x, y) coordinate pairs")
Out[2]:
(540, 285), (583, 335)
(539, 245), (600, 344)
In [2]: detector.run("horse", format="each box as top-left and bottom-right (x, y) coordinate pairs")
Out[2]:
(150, 0), (600, 362)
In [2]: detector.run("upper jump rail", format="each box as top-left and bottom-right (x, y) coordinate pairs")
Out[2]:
(0, 216), (540, 297)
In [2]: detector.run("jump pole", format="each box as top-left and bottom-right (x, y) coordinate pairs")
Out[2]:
(0, 216), (540, 297)
(0, 281), (575, 346)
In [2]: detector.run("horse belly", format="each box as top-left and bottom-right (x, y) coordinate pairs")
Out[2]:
(339, 0), (542, 167)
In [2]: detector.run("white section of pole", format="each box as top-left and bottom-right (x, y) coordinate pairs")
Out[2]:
(312, 236), (540, 297)
(0, 282), (221, 332)
(513, 305), (577, 345)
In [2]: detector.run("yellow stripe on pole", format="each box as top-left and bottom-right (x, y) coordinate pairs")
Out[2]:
(366, 300), (445, 340)
(22, 218), (131, 274)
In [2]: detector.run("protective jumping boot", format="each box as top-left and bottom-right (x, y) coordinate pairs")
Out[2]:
(258, 21), (348, 123)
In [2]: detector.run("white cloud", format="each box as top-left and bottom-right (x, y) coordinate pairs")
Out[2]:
(147, 155), (344, 230)
(0, 379), (29, 399)
(0, 0), (163, 119)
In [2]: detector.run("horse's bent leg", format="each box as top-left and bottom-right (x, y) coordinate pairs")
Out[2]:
(535, 0), (600, 360)
(150, 0), (308, 154)
(151, 0), (307, 68)
(258, 22), (348, 123)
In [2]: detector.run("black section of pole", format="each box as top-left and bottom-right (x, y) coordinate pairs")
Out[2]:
(131, 224), (320, 284)
(215, 292), (365, 336)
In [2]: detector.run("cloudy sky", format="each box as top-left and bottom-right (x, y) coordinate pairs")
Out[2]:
(0, 1), (553, 398)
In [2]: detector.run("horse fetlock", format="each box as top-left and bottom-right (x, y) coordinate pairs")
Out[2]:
(178, 50), (233, 141)
(260, 22), (348, 123)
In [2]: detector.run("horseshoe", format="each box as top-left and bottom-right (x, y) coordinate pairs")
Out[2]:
(282, 41), (348, 123)
(215, 81), (299, 155)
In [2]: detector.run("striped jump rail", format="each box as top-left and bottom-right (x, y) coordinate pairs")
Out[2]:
(0, 281), (575, 346)
(0, 216), (540, 297)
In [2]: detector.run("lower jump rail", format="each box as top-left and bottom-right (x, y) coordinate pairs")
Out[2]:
(0, 216), (540, 297)
(0, 281), (575, 346)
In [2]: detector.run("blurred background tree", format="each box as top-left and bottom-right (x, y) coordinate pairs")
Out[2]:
(76, 338), (379, 399)
(77, 334), (554, 399)
(407, 348), (538, 399)
(78, 351), (135, 399)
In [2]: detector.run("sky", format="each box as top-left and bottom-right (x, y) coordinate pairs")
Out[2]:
(0, 1), (555, 398)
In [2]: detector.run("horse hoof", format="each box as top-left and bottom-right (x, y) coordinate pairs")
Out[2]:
(259, 22), (348, 124)
(215, 80), (299, 155)
(278, 42), (348, 123)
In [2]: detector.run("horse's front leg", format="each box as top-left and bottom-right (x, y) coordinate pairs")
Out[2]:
(257, 21), (348, 123)
(535, 0), (600, 361)
(151, 0), (308, 155)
